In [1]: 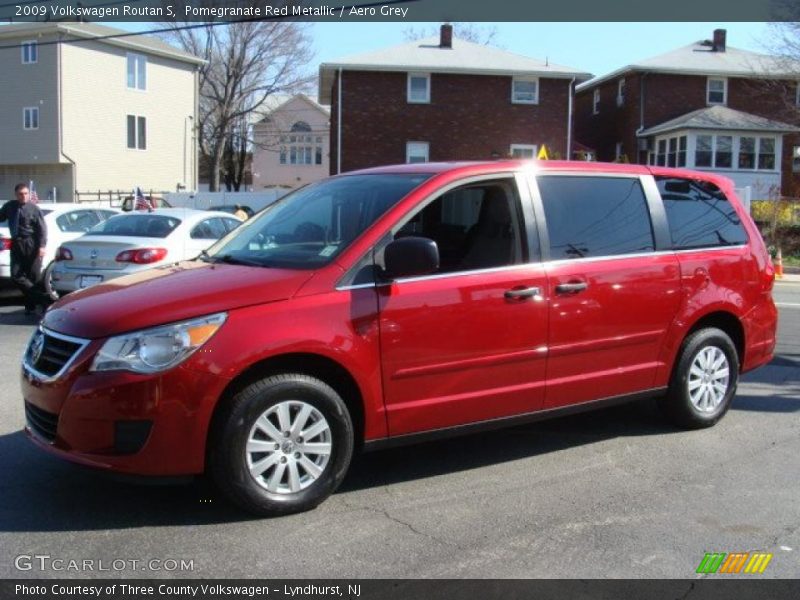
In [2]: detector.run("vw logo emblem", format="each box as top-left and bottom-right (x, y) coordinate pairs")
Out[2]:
(90, 249), (99, 260)
(29, 331), (45, 365)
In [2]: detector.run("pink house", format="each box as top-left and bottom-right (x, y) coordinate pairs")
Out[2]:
(251, 94), (330, 190)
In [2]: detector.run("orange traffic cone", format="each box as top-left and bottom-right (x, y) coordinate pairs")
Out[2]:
(774, 248), (784, 279)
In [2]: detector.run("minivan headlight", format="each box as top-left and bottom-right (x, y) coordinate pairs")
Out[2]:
(90, 313), (227, 374)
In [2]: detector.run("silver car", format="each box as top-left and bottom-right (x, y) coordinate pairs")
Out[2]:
(51, 208), (242, 293)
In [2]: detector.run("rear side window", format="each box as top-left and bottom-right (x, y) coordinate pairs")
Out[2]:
(656, 177), (748, 249)
(537, 176), (655, 259)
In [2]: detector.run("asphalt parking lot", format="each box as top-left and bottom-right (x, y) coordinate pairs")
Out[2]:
(0, 282), (797, 579)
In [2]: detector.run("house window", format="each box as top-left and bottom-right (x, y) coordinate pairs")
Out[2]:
(127, 53), (147, 90)
(656, 139), (667, 166)
(406, 141), (429, 163)
(738, 136), (756, 169)
(593, 89), (600, 114)
(758, 138), (775, 170)
(21, 41), (37, 64)
(511, 77), (538, 104)
(126, 115), (146, 149)
(23, 107), (39, 130)
(793, 146), (800, 173)
(657, 135), (687, 167)
(715, 135), (732, 167)
(707, 78), (727, 105)
(510, 144), (537, 158)
(617, 78), (625, 106)
(695, 135), (713, 167)
(407, 73), (430, 103)
(280, 123), (321, 165)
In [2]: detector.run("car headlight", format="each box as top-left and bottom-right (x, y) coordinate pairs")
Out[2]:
(90, 312), (227, 374)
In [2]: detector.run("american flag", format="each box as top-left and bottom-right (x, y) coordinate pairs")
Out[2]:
(134, 187), (152, 211)
(29, 180), (38, 203)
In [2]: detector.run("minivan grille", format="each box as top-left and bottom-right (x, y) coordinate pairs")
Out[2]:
(24, 328), (87, 379)
(25, 402), (59, 442)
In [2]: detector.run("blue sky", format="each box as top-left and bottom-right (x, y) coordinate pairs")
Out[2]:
(311, 22), (772, 76)
(119, 21), (773, 79)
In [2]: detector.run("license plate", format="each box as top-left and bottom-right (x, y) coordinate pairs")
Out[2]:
(78, 275), (103, 289)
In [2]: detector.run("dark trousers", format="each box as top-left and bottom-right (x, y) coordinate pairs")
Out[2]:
(10, 238), (45, 311)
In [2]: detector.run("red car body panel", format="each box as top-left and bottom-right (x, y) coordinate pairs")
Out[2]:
(21, 160), (777, 476)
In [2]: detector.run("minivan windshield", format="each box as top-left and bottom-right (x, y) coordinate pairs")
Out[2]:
(203, 173), (430, 269)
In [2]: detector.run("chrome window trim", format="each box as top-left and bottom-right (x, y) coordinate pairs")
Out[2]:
(22, 326), (91, 383)
(334, 244), (747, 291)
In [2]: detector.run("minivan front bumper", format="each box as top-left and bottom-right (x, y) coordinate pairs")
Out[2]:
(21, 329), (232, 476)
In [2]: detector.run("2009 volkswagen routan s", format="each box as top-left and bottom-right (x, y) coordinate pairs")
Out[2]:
(22, 161), (777, 516)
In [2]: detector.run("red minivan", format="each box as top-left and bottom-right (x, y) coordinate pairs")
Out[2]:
(21, 161), (777, 515)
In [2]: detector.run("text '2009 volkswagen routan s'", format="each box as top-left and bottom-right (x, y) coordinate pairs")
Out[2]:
(21, 161), (777, 516)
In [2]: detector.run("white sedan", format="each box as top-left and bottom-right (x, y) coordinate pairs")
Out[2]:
(50, 208), (242, 293)
(0, 202), (120, 282)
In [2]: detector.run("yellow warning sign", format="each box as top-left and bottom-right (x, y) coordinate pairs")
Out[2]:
(537, 145), (549, 160)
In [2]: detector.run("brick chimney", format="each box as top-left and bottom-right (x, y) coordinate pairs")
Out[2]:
(713, 29), (727, 52)
(440, 23), (453, 48)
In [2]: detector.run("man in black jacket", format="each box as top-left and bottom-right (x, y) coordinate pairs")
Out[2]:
(0, 182), (53, 314)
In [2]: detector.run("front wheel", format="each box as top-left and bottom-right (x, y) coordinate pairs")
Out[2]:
(209, 373), (354, 516)
(659, 327), (739, 429)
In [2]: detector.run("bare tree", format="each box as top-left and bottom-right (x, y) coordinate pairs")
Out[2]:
(403, 23), (501, 47)
(162, 21), (314, 191)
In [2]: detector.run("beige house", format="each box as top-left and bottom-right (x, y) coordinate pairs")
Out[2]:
(251, 95), (330, 190)
(0, 23), (203, 202)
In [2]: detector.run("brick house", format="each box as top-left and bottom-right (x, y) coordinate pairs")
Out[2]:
(575, 29), (800, 197)
(319, 25), (591, 174)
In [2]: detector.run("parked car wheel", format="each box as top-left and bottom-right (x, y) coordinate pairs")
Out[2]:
(209, 374), (354, 516)
(41, 261), (60, 299)
(659, 327), (739, 429)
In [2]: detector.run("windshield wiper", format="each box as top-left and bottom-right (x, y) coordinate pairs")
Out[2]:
(214, 254), (267, 267)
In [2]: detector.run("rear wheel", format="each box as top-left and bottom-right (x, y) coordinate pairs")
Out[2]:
(209, 373), (354, 516)
(659, 327), (739, 429)
(41, 261), (60, 300)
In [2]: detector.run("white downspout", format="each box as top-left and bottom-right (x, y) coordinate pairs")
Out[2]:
(337, 68), (342, 174)
(566, 77), (575, 160)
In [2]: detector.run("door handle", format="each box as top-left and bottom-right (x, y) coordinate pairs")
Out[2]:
(504, 286), (541, 300)
(555, 282), (588, 294)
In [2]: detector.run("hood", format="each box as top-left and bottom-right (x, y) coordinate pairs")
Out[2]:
(42, 260), (315, 339)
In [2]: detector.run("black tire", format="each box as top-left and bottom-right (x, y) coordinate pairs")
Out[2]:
(659, 327), (739, 429)
(208, 373), (354, 517)
(41, 261), (59, 299)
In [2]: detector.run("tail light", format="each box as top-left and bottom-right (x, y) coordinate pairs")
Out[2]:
(56, 246), (73, 261)
(116, 248), (167, 264)
(0, 237), (11, 251)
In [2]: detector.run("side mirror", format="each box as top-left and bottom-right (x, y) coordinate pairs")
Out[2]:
(383, 237), (439, 280)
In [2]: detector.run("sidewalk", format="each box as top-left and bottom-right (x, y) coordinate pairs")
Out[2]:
(776, 272), (800, 283)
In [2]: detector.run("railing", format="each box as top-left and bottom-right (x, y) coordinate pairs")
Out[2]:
(74, 190), (172, 208)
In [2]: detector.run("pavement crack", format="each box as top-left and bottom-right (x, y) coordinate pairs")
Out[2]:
(676, 581), (696, 600)
(340, 499), (459, 548)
